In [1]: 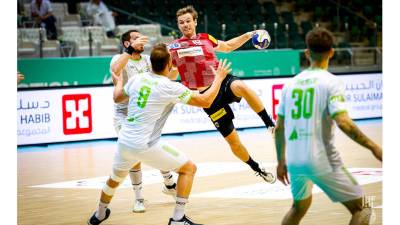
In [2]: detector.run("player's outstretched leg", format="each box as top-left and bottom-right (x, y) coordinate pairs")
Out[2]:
(168, 161), (203, 225)
(88, 169), (128, 225)
(282, 196), (312, 225)
(230, 80), (275, 129)
(224, 129), (276, 183)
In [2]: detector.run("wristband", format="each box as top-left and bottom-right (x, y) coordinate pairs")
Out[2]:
(124, 45), (135, 54)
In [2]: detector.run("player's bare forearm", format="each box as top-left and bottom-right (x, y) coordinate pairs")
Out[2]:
(216, 32), (252, 52)
(275, 117), (290, 185)
(189, 76), (224, 108)
(111, 54), (130, 75)
(335, 112), (382, 161)
(112, 72), (128, 103)
(274, 117), (286, 164)
(188, 59), (231, 107)
(113, 84), (127, 103)
(200, 77), (224, 106)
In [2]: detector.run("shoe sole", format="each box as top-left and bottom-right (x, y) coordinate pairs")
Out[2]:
(162, 188), (177, 196)
(162, 190), (176, 196)
(266, 175), (277, 184)
(132, 209), (146, 213)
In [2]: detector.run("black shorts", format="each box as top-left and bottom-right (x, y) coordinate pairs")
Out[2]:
(200, 74), (242, 137)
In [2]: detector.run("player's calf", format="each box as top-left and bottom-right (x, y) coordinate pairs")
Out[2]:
(88, 170), (127, 223)
(282, 197), (312, 225)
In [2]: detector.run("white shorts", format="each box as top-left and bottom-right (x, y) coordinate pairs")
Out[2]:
(113, 141), (189, 172)
(290, 167), (363, 202)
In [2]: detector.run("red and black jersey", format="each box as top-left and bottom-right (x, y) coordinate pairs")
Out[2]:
(168, 33), (219, 89)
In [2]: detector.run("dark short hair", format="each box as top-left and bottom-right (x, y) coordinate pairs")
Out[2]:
(150, 43), (170, 73)
(120, 29), (140, 46)
(176, 5), (198, 21)
(306, 27), (334, 53)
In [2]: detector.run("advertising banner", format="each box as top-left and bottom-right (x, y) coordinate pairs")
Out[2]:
(217, 50), (300, 77)
(17, 87), (115, 145)
(17, 50), (300, 88)
(17, 57), (113, 88)
(17, 73), (381, 145)
(341, 73), (382, 119)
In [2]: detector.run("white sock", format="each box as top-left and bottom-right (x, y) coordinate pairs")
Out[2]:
(161, 171), (175, 186)
(129, 169), (144, 200)
(95, 201), (108, 220)
(172, 197), (188, 221)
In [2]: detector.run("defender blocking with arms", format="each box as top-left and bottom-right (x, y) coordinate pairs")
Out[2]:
(110, 30), (177, 213)
(88, 43), (232, 225)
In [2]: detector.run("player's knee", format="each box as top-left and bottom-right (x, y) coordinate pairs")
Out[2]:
(344, 198), (363, 215)
(290, 206), (308, 218)
(102, 172), (126, 197)
(178, 161), (197, 176)
(292, 197), (312, 215)
(185, 161), (197, 175)
(353, 203), (363, 214)
(234, 80), (254, 95)
(102, 181), (117, 197)
(132, 162), (141, 170)
(111, 168), (128, 184)
(230, 80), (246, 97)
(225, 132), (242, 150)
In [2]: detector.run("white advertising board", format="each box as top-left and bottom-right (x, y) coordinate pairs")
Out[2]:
(17, 73), (382, 145)
(17, 87), (115, 145)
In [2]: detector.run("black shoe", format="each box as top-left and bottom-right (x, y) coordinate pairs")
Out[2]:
(255, 167), (276, 183)
(87, 208), (111, 225)
(162, 183), (177, 196)
(168, 215), (203, 225)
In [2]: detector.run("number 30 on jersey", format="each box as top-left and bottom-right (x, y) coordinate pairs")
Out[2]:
(291, 88), (315, 119)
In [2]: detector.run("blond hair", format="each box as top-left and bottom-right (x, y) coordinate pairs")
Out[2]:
(176, 5), (198, 21)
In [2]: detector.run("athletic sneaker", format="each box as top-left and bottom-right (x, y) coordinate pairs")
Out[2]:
(132, 199), (146, 213)
(162, 183), (177, 197)
(256, 167), (276, 183)
(87, 208), (111, 225)
(168, 215), (203, 225)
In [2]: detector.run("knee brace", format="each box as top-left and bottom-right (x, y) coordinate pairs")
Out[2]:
(110, 168), (128, 183)
(102, 169), (128, 196)
(102, 183), (117, 196)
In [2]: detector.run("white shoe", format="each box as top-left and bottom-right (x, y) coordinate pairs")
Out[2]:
(132, 199), (146, 213)
(256, 167), (276, 184)
(162, 183), (177, 197)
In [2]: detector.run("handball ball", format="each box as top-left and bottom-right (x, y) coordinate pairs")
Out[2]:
(252, 30), (271, 49)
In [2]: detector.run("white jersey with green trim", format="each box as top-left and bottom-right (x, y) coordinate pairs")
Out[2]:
(110, 54), (151, 131)
(119, 72), (192, 149)
(277, 68), (347, 175)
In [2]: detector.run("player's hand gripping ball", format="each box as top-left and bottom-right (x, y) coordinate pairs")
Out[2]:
(252, 30), (271, 49)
